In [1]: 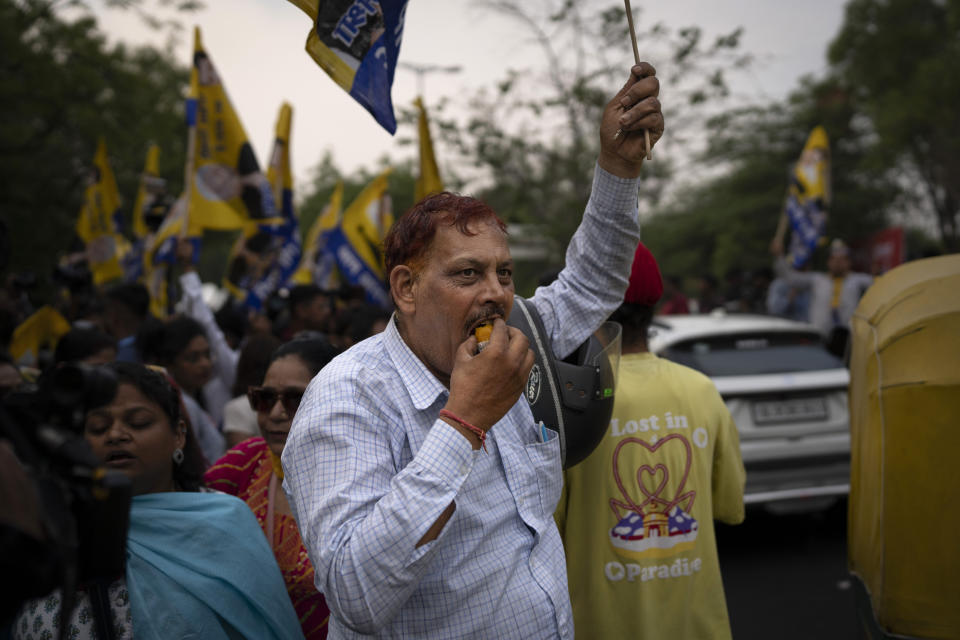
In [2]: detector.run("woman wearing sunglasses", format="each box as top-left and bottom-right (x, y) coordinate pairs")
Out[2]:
(206, 337), (339, 640)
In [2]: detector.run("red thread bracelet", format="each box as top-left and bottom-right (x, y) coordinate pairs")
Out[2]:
(439, 409), (487, 452)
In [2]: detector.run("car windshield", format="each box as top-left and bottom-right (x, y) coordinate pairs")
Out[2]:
(659, 331), (844, 376)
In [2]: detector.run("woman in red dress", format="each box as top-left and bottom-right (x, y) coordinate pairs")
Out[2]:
(206, 337), (339, 639)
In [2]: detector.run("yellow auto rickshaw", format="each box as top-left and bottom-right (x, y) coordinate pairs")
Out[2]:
(848, 254), (960, 639)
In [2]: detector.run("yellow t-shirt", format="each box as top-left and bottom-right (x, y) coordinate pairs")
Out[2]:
(556, 352), (745, 639)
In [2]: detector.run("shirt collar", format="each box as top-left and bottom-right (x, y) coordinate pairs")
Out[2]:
(382, 314), (448, 410)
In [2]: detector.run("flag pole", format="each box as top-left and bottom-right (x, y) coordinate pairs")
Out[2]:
(618, 0), (652, 161)
(181, 111), (196, 240)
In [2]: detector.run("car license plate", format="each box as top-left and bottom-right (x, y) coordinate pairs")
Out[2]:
(752, 397), (828, 425)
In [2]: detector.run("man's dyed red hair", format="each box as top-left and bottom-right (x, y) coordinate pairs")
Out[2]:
(384, 192), (508, 278)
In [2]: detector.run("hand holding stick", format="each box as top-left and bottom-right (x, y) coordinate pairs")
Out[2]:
(615, 0), (652, 161)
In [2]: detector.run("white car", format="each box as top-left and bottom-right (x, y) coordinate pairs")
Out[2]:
(648, 312), (850, 512)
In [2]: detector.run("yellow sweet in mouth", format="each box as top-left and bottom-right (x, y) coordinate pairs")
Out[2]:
(474, 322), (493, 343)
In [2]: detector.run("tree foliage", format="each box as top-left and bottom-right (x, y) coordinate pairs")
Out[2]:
(642, 75), (896, 281)
(827, 0), (960, 250)
(410, 0), (749, 263)
(1, 0), (189, 281)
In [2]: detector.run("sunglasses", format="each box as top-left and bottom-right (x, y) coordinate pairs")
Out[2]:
(247, 386), (304, 415)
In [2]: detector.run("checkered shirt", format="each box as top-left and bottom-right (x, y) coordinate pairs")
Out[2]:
(282, 165), (641, 639)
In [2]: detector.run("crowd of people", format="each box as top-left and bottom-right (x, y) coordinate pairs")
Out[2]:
(0, 59), (871, 639)
(1, 254), (392, 638)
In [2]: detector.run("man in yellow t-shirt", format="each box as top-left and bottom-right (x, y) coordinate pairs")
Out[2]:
(556, 243), (746, 639)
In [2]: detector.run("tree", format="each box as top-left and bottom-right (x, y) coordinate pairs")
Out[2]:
(827, 0), (960, 251)
(642, 75), (895, 282)
(0, 0), (190, 285)
(411, 1), (749, 263)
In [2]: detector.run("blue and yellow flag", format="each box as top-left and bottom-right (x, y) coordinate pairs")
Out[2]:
(75, 138), (128, 285)
(414, 96), (444, 201)
(132, 144), (164, 239)
(325, 169), (392, 307)
(292, 181), (344, 288)
(9, 306), (72, 367)
(143, 196), (196, 318)
(286, 0), (409, 133)
(123, 144), (167, 282)
(186, 27), (276, 235)
(224, 103), (303, 311)
(785, 126), (830, 268)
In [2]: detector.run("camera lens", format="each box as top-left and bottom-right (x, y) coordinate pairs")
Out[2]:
(50, 364), (118, 413)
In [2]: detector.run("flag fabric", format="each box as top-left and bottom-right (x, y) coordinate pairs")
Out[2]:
(326, 169), (392, 307)
(124, 144), (167, 282)
(292, 181), (344, 288)
(286, 0), (409, 134)
(9, 306), (71, 367)
(132, 144), (164, 239)
(186, 27), (276, 235)
(223, 104), (303, 311)
(414, 96), (444, 201)
(75, 138), (128, 285)
(143, 197), (197, 318)
(785, 126), (830, 269)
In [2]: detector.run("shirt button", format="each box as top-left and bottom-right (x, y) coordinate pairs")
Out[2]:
(459, 464), (468, 475)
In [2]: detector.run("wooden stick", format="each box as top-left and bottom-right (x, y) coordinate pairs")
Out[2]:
(623, 0), (652, 160)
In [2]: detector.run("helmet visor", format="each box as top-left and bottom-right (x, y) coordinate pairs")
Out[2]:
(590, 321), (622, 400)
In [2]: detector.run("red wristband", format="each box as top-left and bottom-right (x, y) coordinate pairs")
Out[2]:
(439, 409), (487, 452)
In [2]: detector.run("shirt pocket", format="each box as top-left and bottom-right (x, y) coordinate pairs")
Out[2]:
(500, 428), (563, 534)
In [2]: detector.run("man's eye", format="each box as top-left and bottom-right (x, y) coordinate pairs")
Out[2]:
(460, 269), (477, 277)
(498, 269), (513, 278)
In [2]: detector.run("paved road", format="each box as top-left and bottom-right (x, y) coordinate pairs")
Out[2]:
(717, 498), (861, 639)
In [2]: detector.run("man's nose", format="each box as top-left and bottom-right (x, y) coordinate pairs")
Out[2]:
(480, 272), (508, 304)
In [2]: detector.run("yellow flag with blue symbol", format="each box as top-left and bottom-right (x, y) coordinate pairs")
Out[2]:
(224, 103), (303, 311)
(132, 144), (163, 239)
(186, 27), (276, 236)
(785, 126), (831, 268)
(292, 181), (344, 287)
(143, 196), (190, 318)
(323, 169), (392, 307)
(285, 0), (409, 133)
(75, 138), (128, 285)
(414, 96), (444, 201)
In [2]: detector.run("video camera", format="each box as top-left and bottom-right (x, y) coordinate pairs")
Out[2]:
(1, 364), (131, 638)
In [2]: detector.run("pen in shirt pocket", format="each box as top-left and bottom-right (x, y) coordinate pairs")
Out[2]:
(539, 421), (549, 442)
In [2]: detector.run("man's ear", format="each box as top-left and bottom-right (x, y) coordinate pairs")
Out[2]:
(390, 265), (417, 315)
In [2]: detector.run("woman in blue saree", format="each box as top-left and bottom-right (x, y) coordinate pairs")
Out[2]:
(12, 362), (304, 640)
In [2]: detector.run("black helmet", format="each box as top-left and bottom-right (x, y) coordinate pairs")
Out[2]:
(508, 296), (621, 468)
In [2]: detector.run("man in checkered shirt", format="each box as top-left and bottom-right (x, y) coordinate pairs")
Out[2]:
(283, 63), (664, 639)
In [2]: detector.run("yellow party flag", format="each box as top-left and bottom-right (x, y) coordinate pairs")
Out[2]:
(321, 170), (392, 307)
(284, 0), (409, 133)
(74, 139), (127, 285)
(785, 126), (831, 268)
(341, 168), (392, 277)
(186, 27), (276, 235)
(414, 96), (444, 201)
(223, 103), (304, 310)
(292, 181), (344, 287)
(9, 306), (71, 367)
(132, 144), (164, 239)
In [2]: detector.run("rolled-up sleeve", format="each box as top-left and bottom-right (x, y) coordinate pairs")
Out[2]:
(532, 164), (642, 358)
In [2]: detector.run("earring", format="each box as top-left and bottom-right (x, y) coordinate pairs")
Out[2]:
(172, 448), (185, 465)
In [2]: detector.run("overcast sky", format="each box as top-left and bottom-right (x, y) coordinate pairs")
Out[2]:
(93, 0), (849, 189)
